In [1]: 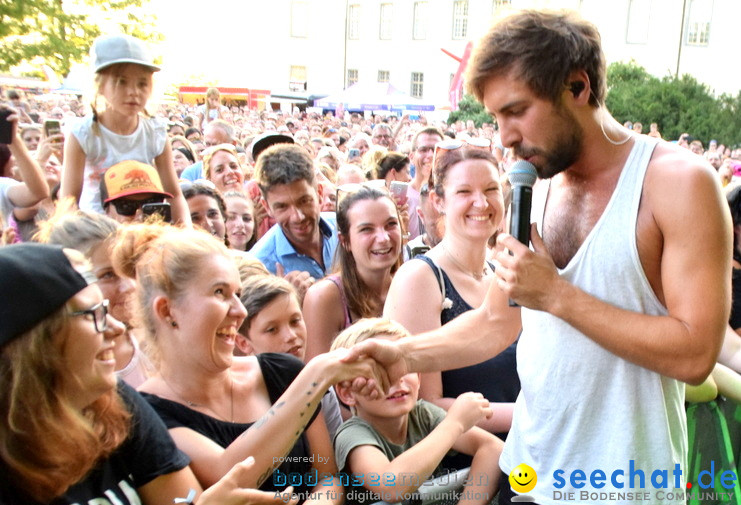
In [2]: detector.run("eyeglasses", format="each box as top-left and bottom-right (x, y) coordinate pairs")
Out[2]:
(432, 138), (492, 170)
(110, 196), (165, 216)
(68, 299), (109, 333)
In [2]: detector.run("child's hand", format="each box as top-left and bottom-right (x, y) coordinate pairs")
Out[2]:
(446, 392), (492, 433)
(311, 348), (389, 396)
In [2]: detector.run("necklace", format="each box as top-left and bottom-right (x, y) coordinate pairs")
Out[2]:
(442, 242), (488, 280)
(161, 372), (234, 423)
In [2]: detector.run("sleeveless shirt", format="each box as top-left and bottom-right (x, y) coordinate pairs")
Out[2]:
(499, 135), (687, 504)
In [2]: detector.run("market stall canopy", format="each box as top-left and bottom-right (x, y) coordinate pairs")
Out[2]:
(314, 81), (435, 112)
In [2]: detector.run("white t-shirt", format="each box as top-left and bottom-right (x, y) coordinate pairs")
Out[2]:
(0, 177), (20, 226)
(197, 104), (228, 127)
(70, 115), (167, 213)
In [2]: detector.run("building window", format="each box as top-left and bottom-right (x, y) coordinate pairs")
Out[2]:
(413, 1), (427, 40)
(452, 0), (468, 39)
(625, 0), (650, 44)
(289, 65), (307, 92)
(378, 70), (390, 83)
(379, 3), (393, 40)
(411, 72), (424, 98)
(349, 4), (360, 40)
(686, 0), (712, 46)
(348, 69), (359, 86)
(290, 1), (308, 38)
(492, 0), (511, 11)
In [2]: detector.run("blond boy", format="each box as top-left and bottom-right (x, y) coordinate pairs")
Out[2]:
(332, 319), (502, 505)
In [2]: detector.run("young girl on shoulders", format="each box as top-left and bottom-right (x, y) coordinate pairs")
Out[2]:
(60, 34), (189, 224)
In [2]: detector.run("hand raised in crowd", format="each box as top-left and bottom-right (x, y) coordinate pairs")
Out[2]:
(198, 457), (299, 505)
(36, 133), (64, 164)
(252, 193), (270, 237)
(396, 202), (409, 239)
(0, 104), (20, 145)
(275, 262), (315, 303)
(445, 392), (493, 434)
(1, 225), (16, 246)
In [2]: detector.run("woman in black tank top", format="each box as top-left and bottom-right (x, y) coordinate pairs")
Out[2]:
(384, 146), (522, 468)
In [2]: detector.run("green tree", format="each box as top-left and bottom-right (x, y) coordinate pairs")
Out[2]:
(0, 0), (162, 78)
(605, 61), (741, 147)
(447, 94), (493, 128)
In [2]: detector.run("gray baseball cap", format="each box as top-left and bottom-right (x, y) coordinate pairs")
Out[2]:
(91, 34), (160, 73)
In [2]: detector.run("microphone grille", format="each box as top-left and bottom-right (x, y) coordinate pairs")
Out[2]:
(507, 160), (538, 187)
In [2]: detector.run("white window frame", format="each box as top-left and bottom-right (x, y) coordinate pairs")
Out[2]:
(290, 0), (308, 38)
(379, 3), (393, 40)
(686, 0), (712, 46)
(349, 4), (360, 40)
(348, 69), (359, 86)
(378, 70), (390, 83)
(413, 1), (427, 40)
(452, 0), (469, 40)
(289, 65), (307, 91)
(411, 72), (424, 98)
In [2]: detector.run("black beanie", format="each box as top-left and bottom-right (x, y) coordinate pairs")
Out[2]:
(0, 243), (94, 345)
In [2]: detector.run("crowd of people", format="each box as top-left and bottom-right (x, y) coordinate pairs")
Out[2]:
(1, 9), (741, 505)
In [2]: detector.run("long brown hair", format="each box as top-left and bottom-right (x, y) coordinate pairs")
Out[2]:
(334, 186), (402, 318)
(0, 270), (130, 502)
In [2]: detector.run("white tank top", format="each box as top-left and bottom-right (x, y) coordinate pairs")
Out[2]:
(500, 135), (687, 504)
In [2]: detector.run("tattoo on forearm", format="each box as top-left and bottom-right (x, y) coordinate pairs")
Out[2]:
(246, 401), (287, 432)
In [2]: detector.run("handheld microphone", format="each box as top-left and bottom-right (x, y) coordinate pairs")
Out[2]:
(506, 160), (538, 307)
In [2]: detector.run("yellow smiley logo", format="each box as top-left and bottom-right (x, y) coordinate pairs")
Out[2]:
(509, 463), (537, 494)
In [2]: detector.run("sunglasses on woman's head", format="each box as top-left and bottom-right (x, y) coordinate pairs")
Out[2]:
(432, 138), (493, 172)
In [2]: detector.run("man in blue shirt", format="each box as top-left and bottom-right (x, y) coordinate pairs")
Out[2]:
(250, 144), (338, 299)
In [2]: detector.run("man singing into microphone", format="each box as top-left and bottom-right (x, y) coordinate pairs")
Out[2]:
(344, 9), (731, 505)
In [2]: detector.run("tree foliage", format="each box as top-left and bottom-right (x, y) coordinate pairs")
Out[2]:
(606, 61), (741, 147)
(447, 94), (493, 128)
(453, 61), (740, 148)
(0, 0), (162, 78)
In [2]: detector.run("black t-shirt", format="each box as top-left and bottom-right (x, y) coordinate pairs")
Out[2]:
(0, 381), (190, 505)
(141, 353), (322, 497)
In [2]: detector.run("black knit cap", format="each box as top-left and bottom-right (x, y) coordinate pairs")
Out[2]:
(0, 243), (94, 346)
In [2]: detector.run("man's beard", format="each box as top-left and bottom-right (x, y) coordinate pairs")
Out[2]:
(514, 107), (584, 179)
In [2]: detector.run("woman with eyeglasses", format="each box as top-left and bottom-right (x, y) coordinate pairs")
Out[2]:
(111, 223), (380, 502)
(203, 144), (246, 194)
(382, 146), (521, 469)
(303, 184), (402, 361)
(0, 243), (293, 505)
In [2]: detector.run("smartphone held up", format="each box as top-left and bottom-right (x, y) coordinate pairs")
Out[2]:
(0, 108), (13, 145)
(389, 181), (409, 206)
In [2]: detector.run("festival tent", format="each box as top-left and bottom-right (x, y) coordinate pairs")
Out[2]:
(314, 81), (435, 112)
